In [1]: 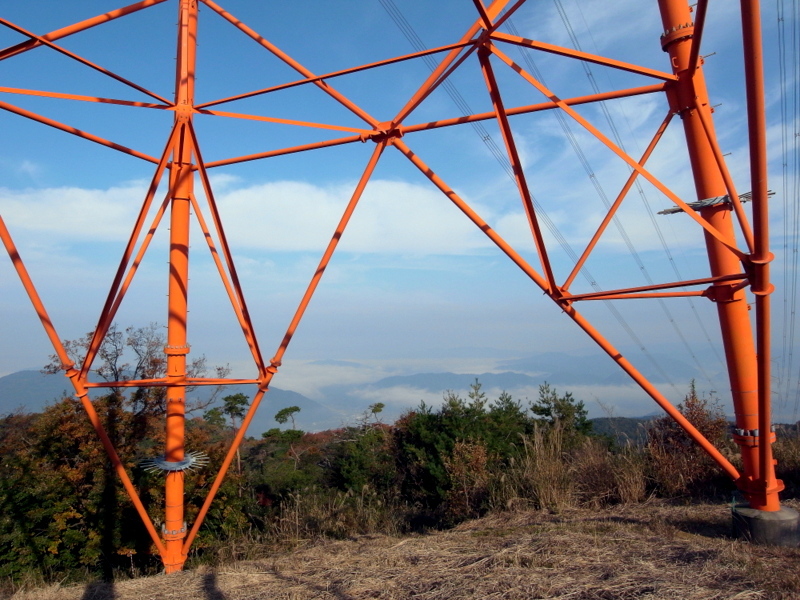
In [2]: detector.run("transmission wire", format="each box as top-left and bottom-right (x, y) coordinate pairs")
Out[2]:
(566, 0), (728, 370)
(380, 0), (678, 389)
(550, 0), (717, 386)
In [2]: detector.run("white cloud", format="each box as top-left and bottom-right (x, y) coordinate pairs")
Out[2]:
(18, 160), (42, 178)
(213, 178), (506, 255)
(0, 182), (145, 242)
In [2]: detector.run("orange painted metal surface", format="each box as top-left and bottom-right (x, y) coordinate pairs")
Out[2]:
(656, 0), (780, 511)
(0, 0), (785, 572)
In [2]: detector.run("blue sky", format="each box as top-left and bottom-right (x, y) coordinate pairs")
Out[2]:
(0, 1), (798, 421)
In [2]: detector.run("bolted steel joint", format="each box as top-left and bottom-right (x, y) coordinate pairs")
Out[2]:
(162, 522), (187, 541)
(660, 22), (694, 51)
(366, 123), (404, 144)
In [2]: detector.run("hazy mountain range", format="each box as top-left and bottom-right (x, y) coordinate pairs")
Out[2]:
(0, 351), (717, 434)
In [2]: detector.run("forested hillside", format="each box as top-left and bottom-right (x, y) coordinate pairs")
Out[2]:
(1, 379), (799, 590)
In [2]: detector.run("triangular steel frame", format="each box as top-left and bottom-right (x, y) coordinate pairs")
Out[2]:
(0, 0), (782, 571)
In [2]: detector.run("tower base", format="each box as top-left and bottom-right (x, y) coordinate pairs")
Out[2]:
(731, 504), (800, 547)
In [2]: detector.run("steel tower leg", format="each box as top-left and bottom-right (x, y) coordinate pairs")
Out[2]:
(163, 0), (197, 573)
(656, 0), (785, 513)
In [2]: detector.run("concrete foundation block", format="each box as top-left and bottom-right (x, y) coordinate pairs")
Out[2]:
(731, 504), (800, 547)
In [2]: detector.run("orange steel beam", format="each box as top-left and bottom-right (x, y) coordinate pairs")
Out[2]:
(0, 0), (168, 62)
(196, 108), (372, 135)
(471, 0), (494, 30)
(0, 216), (167, 558)
(490, 32), (678, 82)
(393, 137), (741, 482)
(563, 111), (674, 292)
(189, 137), (267, 372)
(657, 0), (780, 511)
(401, 84), (667, 133)
(0, 0), (783, 570)
(0, 99), (159, 163)
(158, 0), (198, 573)
(203, 133), (364, 169)
(740, 0), (780, 510)
(0, 86), (169, 109)
(199, 0), (379, 128)
(687, 0), (709, 75)
(392, 0), (515, 125)
(574, 291), (707, 301)
(203, 85), (666, 171)
(195, 40), (475, 110)
(0, 17), (171, 105)
(183, 139), (389, 554)
(84, 378), (261, 388)
(565, 273), (749, 302)
(478, 46), (558, 293)
(79, 125), (180, 380)
(186, 190), (266, 372)
(695, 106), (755, 253)
(80, 190), (173, 382)
(487, 43), (748, 261)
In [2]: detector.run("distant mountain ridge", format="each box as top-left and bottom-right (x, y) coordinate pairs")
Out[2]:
(0, 370), (345, 435)
(366, 371), (538, 391)
(0, 348), (724, 434)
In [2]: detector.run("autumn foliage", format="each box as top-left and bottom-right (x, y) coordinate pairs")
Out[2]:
(3, 368), (788, 588)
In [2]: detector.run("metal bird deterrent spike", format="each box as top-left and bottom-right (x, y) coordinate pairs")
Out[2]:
(141, 451), (210, 474)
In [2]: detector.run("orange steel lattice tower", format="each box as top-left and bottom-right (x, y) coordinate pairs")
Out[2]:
(0, 0), (795, 572)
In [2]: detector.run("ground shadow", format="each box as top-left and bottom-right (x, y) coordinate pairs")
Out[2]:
(202, 572), (228, 600)
(80, 580), (116, 600)
(262, 564), (356, 600)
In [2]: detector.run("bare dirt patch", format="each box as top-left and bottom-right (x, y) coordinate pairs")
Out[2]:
(9, 500), (800, 600)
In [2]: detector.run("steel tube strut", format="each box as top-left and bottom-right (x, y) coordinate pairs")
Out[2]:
(162, 0), (198, 573)
(393, 138), (741, 481)
(740, 0), (780, 509)
(656, 0), (781, 510)
(0, 217), (166, 557)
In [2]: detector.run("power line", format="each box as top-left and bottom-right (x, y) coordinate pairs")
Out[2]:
(552, 0), (723, 383)
(380, 0), (679, 390)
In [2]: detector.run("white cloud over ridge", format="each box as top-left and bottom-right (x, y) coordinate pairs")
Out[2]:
(214, 179), (500, 255)
(0, 168), (720, 273)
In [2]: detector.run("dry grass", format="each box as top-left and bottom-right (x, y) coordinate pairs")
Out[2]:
(8, 500), (800, 600)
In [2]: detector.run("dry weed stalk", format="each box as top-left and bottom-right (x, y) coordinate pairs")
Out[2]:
(516, 424), (575, 511)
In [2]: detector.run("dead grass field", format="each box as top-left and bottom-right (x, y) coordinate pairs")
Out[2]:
(8, 500), (800, 600)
